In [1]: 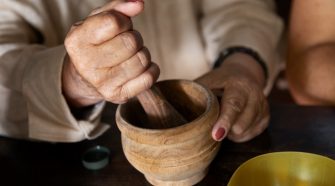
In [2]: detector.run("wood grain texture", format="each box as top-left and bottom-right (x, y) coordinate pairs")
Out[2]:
(137, 86), (187, 129)
(5, 100), (335, 185)
(116, 80), (221, 185)
(0, 2), (297, 185)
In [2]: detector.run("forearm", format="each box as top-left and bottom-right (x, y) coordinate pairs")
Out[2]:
(287, 43), (335, 105)
(287, 0), (335, 105)
(200, 0), (283, 94)
(197, 52), (266, 95)
(220, 53), (266, 89)
(0, 1), (110, 142)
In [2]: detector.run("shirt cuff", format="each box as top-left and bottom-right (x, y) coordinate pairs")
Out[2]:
(22, 45), (109, 142)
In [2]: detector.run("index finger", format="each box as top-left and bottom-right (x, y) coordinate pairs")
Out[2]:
(212, 87), (248, 141)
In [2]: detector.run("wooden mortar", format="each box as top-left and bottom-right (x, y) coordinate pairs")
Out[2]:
(136, 85), (188, 129)
(116, 80), (221, 186)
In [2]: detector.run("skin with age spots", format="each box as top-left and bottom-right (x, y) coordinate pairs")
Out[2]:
(62, 0), (270, 142)
(63, 0), (159, 107)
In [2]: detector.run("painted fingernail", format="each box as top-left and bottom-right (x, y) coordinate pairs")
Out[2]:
(215, 127), (226, 141)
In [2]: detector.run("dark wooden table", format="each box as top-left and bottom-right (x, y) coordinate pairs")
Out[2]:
(1, 99), (335, 186)
(0, 1), (296, 185)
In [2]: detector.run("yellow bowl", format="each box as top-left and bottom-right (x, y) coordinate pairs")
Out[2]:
(228, 152), (335, 186)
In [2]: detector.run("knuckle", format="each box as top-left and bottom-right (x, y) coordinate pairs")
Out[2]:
(225, 97), (243, 113)
(64, 39), (72, 52)
(116, 66), (129, 80)
(120, 31), (143, 53)
(227, 133), (241, 142)
(64, 32), (78, 50)
(135, 49), (150, 69)
(100, 85), (125, 103)
(121, 48), (151, 77)
(151, 63), (160, 77)
(218, 114), (231, 128)
(91, 15), (120, 43)
(120, 86), (131, 101)
(87, 12), (131, 44)
(103, 85), (131, 104)
(228, 132), (250, 143)
(142, 71), (156, 90)
(104, 86), (130, 104)
(65, 29), (87, 55)
(100, 12), (120, 28)
(100, 11), (131, 33)
(232, 124), (244, 135)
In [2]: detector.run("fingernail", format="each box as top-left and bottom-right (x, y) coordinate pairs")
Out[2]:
(215, 127), (226, 141)
(73, 20), (84, 26)
(127, 0), (144, 3)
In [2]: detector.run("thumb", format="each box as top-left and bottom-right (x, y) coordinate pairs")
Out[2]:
(90, 0), (144, 17)
(212, 88), (247, 141)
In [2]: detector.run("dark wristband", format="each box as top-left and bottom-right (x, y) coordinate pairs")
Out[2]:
(213, 46), (268, 80)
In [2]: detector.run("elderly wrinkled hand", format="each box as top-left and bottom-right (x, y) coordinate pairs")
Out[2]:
(196, 53), (270, 143)
(63, 0), (159, 107)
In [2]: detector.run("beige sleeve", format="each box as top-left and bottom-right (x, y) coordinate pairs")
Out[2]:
(200, 0), (284, 95)
(0, 1), (108, 142)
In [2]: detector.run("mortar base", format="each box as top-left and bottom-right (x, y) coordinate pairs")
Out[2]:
(144, 169), (208, 186)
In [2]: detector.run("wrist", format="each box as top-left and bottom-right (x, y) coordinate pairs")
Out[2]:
(220, 52), (266, 88)
(62, 56), (103, 108)
(214, 46), (268, 82)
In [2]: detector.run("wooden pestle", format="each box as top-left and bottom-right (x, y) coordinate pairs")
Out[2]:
(137, 85), (187, 129)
